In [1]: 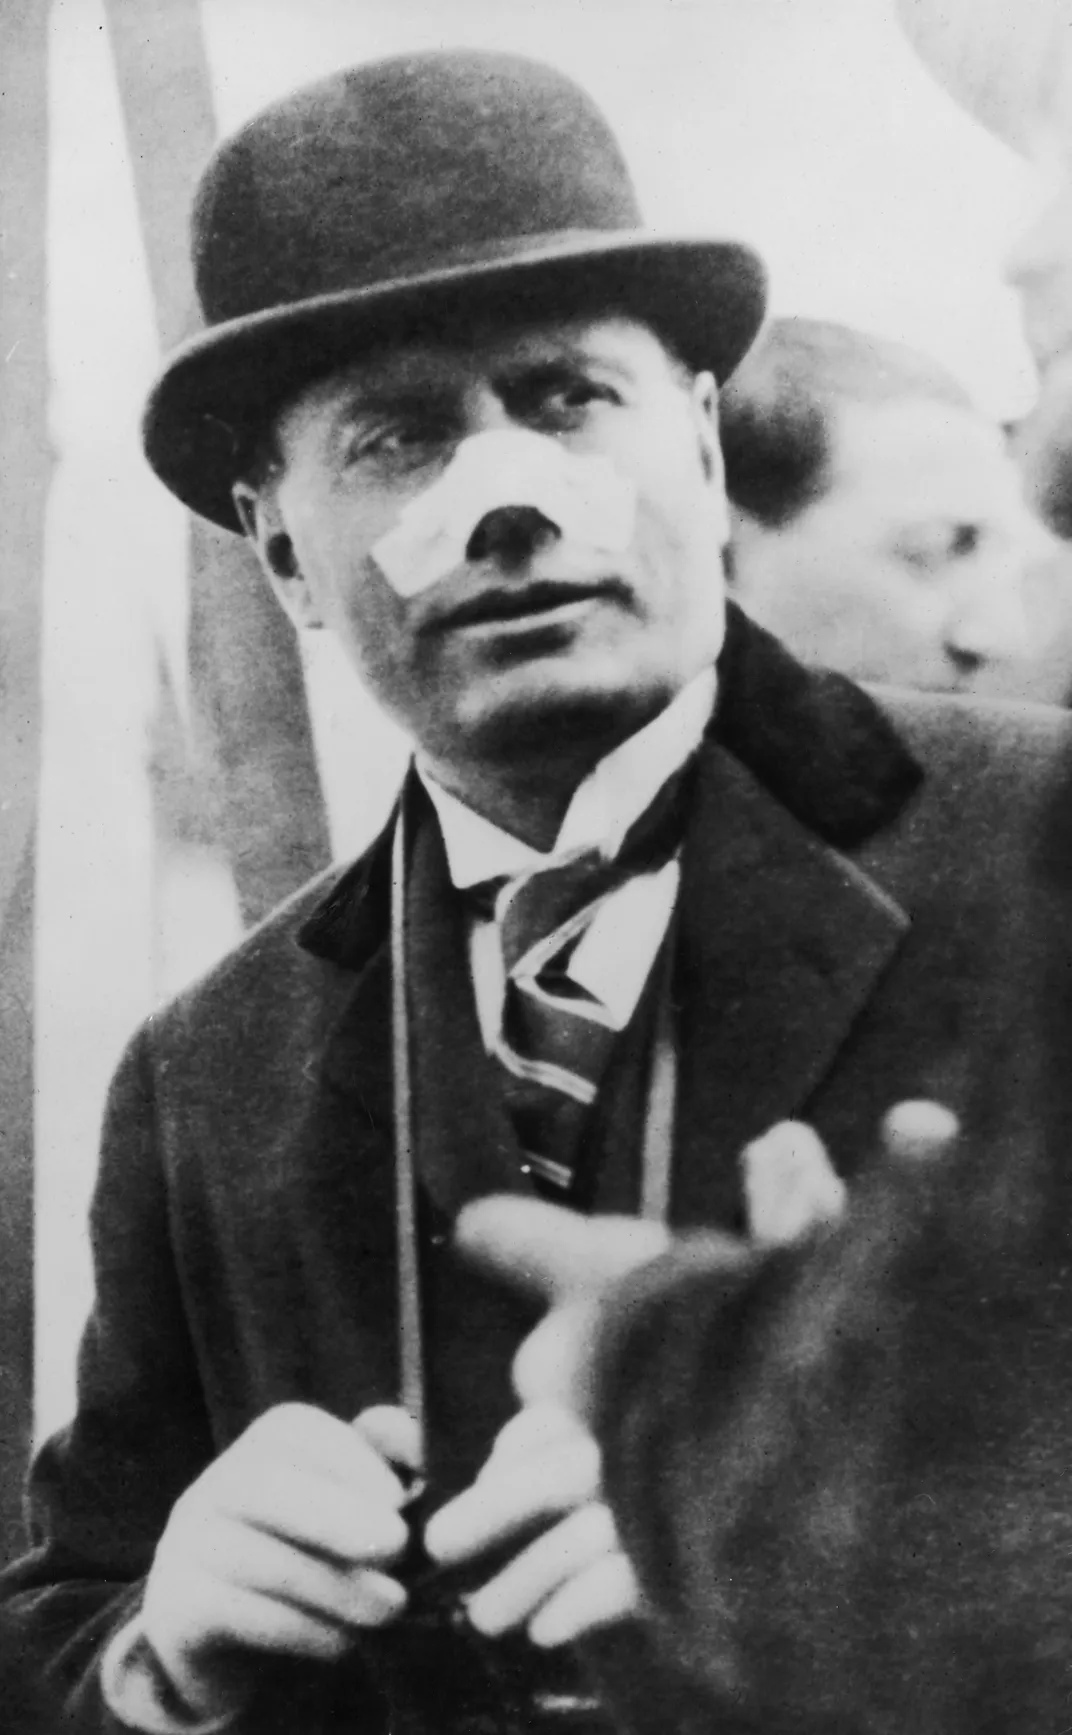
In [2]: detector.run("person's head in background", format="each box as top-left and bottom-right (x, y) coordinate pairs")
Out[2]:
(720, 317), (1053, 692)
(898, 0), (1072, 534)
(1000, 19), (1072, 535)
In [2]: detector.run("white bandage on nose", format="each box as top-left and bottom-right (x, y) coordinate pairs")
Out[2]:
(371, 428), (636, 598)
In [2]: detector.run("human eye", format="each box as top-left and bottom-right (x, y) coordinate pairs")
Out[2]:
(556, 374), (618, 409)
(893, 535), (939, 574)
(342, 409), (452, 470)
(949, 523), (980, 559)
(521, 367), (621, 430)
(895, 522), (980, 575)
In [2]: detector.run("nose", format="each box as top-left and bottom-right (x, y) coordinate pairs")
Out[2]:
(944, 571), (1033, 674)
(466, 505), (559, 568)
(942, 643), (987, 680)
(464, 383), (522, 438)
(1003, 171), (1072, 298)
(1005, 209), (1051, 292)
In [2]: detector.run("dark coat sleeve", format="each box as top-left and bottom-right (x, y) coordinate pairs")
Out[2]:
(0, 1025), (401, 1735)
(0, 1025), (218, 1730)
(0, 1013), (421, 1735)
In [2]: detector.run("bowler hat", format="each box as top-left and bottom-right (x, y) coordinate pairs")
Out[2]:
(144, 49), (768, 531)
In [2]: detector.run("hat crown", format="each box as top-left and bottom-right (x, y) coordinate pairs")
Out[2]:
(146, 49), (767, 532)
(193, 51), (642, 325)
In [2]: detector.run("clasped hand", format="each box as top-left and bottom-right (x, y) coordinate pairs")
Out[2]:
(142, 1115), (933, 1717)
(140, 1402), (421, 1721)
(137, 1205), (666, 1724)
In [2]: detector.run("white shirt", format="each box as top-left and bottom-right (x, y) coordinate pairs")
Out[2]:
(418, 666), (717, 1043)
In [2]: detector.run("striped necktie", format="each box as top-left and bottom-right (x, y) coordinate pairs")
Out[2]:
(480, 767), (693, 1195)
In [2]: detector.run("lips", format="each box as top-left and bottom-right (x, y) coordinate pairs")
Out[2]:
(444, 580), (610, 629)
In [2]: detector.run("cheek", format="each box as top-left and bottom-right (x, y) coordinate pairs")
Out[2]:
(332, 564), (410, 681)
(1034, 199), (1072, 282)
(628, 448), (726, 586)
(630, 500), (726, 654)
(873, 572), (948, 641)
(796, 562), (933, 656)
(294, 519), (410, 679)
(814, 572), (943, 670)
(742, 529), (857, 634)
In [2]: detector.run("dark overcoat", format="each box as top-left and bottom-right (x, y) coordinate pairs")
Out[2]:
(3, 608), (1072, 1734)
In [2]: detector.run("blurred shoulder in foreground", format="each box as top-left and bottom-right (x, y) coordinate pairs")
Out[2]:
(590, 1064), (1072, 1733)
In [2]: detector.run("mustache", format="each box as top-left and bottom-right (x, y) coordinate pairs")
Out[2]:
(433, 574), (629, 630)
(407, 532), (634, 634)
(371, 428), (637, 599)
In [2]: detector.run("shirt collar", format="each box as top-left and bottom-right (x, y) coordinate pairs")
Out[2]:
(417, 666), (717, 890)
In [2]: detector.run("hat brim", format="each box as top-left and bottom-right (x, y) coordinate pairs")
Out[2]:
(143, 233), (767, 531)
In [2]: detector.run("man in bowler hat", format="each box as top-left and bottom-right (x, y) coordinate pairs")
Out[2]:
(3, 45), (1072, 1735)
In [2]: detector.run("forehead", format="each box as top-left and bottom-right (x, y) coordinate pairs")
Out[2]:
(827, 397), (1019, 518)
(276, 314), (683, 431)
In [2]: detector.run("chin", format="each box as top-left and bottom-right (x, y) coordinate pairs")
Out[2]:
(458, 670), (672, 762)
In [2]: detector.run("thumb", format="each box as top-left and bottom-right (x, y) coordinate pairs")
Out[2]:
(880, 1099), (960, 1165)
(742, 1120), (847, 1247)
(455, 1195), (670, 1305)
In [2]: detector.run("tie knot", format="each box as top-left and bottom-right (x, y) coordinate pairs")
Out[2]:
(461, 874), (509, 922)
(498, 849), (612, 976)
(496, 760), (696, 972)
(472, 762), (695, 1196)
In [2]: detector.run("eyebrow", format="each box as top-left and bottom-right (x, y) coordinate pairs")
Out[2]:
(327, 379), (462, 426)
(336, 337), (638, 404)
(496, 351), (635, 388)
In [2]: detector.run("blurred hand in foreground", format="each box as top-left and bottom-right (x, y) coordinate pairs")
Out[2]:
(425, 1104), (956, 1651)
(424, 1205), (673, 1644)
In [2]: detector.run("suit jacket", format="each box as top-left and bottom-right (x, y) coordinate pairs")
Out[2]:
(3, 608), (1071, 1734)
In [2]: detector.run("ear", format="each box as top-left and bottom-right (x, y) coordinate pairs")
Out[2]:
(723, 507), (767, 602)
(232, 479), (324, 630)
(689, 371), (721, 478)
(690, 371), (730, 542)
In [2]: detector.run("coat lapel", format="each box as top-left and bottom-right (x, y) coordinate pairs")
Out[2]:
(671, 737), (910, 1228)
(404, 788), (534, 1215)
(297, 782), (538, 1490)
(297, 610), (923, 1245)
(296, 783), (528, 1211)
(713, 601), (923, 849)
(298, 820), (398, 1134)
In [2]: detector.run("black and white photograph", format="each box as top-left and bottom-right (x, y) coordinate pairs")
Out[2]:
(6, 1), (1072, 1729)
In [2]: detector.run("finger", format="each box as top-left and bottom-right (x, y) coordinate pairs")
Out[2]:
(455, 1197), (670, 1304)
(881, 1099), (960, 1165)
(156, 1570), (365, 1663)
(424, 1431), (601, 1565)
(244, 1404), (409, 1506)
(464, 1502), (619, 1636)
(512, 1305), (597, 1410)
(184, 1515), (408, 1630)
(479, 1404), (582, 1473)
(528, 1550), (640, 1647)
(203, 1461), (410, 1566)
(353, 1406), (425, 1479)
(742, 1120), (847, 1246)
